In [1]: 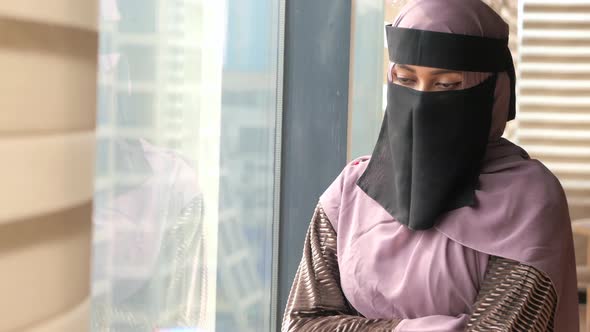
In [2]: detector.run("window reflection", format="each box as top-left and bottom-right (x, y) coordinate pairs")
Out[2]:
(93, 0), (210, 330)
(92, 0), (280, 331)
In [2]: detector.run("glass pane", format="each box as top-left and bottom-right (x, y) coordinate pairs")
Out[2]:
(348, 0), (407, 159)
(348, 0), (384, 159)
(92, 0), (282, 331)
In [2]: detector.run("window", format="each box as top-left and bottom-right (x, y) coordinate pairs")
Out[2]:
(117, 45), (156, 81)
(92, 1), (283, 331)
(348, 0), (388, 158)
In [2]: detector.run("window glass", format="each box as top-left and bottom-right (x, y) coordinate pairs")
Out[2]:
(92, 1), (282, 331)
(348, 0), (407, 159)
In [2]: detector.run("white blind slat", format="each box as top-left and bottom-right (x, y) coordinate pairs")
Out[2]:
(521, 63), (590, 73)
(526, 146), (590, 157)
(523, 29), (590, 40)
(519, 112), (590, 123)
(523, 12), (590, 23)
(520, 79), (590, 89)
(525, 0), (590, 4)
(519, 96), (590, 106)
(522, 46), (590, 57)
(519, 128), (590, 140)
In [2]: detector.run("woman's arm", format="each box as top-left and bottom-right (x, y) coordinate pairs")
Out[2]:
(282, 203), (401, 332)
(395, 257), (558, 332)
(465, 256), (557, 331)
(282, 204), (558, 332)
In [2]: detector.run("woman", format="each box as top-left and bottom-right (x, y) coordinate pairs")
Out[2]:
(282, 0), (579, 331)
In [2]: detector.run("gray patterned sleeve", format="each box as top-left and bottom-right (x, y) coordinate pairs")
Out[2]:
(466, 256), (558, 332)
(281, 203), (401, 332)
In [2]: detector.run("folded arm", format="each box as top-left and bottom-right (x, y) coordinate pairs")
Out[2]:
(282, 204), (400, 331)
(282, 204), (557, 332)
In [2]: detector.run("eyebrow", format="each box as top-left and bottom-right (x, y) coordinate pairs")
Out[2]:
(397, 64), (462, 76)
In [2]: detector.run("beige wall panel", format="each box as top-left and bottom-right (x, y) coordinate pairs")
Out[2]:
(0, 132), (95, 224)
(0, 2), (97, 332)
(0, 18), (97, 134)
(0, 203), (91, 331)
(0, 1), (97, 31)
(23, 298), (89, 332)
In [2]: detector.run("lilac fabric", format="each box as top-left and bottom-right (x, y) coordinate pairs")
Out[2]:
(318, 0), (579, 330)
(320, 140), (578, 331)
(321, 157), (488, 332)
(436, 140), (579, 331)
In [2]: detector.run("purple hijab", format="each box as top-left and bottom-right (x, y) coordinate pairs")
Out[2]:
(320, 0), (579, 330)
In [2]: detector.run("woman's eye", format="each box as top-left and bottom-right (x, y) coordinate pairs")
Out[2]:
(435, 82), (462, 90)
(396, 77), (416, 85)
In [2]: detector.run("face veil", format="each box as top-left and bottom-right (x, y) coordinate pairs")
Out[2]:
(357, 26), (515, 230)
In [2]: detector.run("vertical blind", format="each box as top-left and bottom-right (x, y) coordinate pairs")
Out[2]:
(0, 1), (98, 331)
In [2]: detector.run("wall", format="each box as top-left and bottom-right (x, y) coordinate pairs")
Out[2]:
(0, 1), (98, 330)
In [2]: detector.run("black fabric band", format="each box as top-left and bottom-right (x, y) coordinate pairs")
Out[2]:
(386, 26), (510, 72)
(386, 25), (516, 120)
